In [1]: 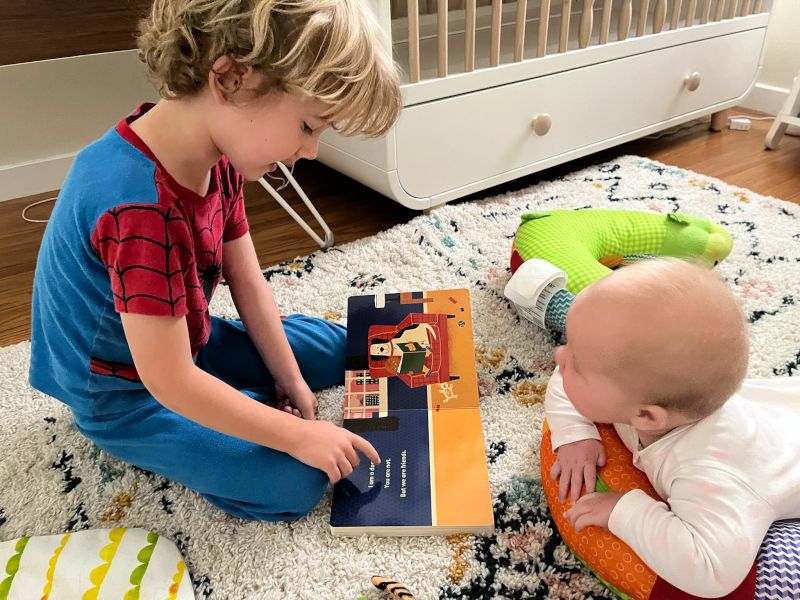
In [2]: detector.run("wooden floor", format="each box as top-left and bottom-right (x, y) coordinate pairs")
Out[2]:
(2, 108), (799, 347)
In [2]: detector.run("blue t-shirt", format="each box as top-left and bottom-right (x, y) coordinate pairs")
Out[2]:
(30, 103), (249, 417)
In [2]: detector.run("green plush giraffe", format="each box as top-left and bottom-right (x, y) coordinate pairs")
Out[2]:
(506, 209), (733, 331)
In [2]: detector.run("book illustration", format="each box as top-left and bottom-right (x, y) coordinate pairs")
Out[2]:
(331, 289), (493, 536)
(368, 313), (458, 387)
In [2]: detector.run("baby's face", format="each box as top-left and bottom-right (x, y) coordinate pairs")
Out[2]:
(555, 344), (635, 425)
(556, 292), (642, 425)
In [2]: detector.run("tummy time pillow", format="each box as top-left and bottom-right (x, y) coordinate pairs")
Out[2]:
(504, 209), (733, 331)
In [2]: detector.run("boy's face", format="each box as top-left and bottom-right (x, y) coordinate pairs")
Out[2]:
(208, 74), (332, 181)
(556, 292), (640, 425)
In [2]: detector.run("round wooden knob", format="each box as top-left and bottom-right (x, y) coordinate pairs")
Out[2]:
(532, 113), (552, 136)
(684, 72), (701, 92)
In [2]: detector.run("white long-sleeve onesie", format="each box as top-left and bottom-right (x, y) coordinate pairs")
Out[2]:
(545, 368), (800, 597)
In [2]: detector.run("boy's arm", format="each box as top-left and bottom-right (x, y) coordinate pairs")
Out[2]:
(221, 232), (317, 418)
(120, 312), (379, 482)
(545, 367), (601, 449)
(607, 469), (774, 597)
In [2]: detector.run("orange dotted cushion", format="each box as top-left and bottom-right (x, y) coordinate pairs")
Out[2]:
(541, 421), (659, 600)
(541, 422), (760, 600)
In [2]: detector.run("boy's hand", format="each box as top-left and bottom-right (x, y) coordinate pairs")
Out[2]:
(275, 379), (318, 420)
(565, 492), (623, 532)
(290, 420), (381, 483)
(551, 439), (607, 505)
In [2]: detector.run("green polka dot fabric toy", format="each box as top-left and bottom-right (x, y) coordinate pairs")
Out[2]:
(504, 209), (733, 332)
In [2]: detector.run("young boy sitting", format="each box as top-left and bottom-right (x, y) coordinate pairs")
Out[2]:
(545, 258), (800, 597)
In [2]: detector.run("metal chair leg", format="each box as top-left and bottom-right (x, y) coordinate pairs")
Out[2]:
(258, 162), (335, 249)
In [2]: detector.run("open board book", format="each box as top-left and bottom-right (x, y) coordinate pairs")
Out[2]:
(330, 288), (494, 536)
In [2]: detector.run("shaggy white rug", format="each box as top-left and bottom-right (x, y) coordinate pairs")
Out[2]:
(1, 156), (798, 600)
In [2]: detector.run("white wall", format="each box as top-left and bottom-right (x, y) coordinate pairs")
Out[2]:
(742, 0), (800, 114)
(1, 2), (795, 201)
(0, 51), (159, 201)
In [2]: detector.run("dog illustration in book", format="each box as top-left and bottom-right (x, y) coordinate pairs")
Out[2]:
(367, 313), (458, 388)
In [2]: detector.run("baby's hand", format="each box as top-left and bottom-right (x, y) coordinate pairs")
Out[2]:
(551, 439), (607, 505)
(565, 492), (623, 532)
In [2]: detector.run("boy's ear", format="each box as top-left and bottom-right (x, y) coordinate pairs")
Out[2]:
(631, 404), (670, 431)
(208, 55), (253, 103)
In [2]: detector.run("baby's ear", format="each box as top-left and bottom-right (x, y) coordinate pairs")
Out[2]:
(631, 405), (670, 431)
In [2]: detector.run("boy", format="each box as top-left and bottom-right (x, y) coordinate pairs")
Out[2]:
(546, 259), (800, 597)
(30, 0), (401, 521)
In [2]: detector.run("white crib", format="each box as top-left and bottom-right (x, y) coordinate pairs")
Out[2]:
(314, 0), (773, 211)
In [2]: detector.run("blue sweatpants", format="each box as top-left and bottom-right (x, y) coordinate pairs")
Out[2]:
(74, 315), (347, 521)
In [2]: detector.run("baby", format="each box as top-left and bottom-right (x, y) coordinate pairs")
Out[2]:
(545, 258), (800, 597)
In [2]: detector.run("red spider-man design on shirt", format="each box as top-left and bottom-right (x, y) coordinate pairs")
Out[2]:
(30, 103), (249, 413)
(87, 105), (248, 374)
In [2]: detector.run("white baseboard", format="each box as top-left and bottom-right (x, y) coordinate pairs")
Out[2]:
(740, 82), (789, 115)
(0, 154), (75, 203)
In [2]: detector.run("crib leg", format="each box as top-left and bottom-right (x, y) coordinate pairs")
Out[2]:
(710, 110), (728, 132)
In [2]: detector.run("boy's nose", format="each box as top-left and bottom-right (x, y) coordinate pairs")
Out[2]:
(297, 136), (320, 161)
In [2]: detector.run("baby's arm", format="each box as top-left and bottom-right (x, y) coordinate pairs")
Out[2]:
(222, 232), (316, 419)
(607, 469), (774, 597)
(121, 312), (379, 482)
(545, 368), (606, 503)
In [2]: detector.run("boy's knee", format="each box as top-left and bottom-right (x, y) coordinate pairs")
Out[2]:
(286, 470), (328, 517)
(204, 462), (328, 521)
(284, 315), (347, 389)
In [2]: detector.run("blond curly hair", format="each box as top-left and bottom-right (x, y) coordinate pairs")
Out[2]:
(138, 0), (402, 137)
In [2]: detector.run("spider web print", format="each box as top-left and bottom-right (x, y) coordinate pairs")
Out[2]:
(92, 203), (194, 314)
(87, 160), (247, 381)
(90, 204), (224, 356)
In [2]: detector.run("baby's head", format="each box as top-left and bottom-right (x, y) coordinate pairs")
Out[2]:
(556, 258), (748, 433)
(137, 0), (402, 178)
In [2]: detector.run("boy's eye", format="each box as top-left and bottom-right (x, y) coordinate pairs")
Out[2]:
(302, 122), (313, 135)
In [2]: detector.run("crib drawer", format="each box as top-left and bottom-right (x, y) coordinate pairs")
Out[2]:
(395, 28), (763, 200)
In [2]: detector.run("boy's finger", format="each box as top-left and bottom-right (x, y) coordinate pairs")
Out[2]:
(352, 435), (381, 465)
(344, 445), (360, 468)
(337, 457), (354, 479)
(327, 466), (340, 483)
(550, 462), (561, 481)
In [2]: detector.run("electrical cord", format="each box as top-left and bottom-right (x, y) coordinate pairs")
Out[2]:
(262, 161), (296, 191)
(19, 161), (298, 225)
(21, 196), (57, 224)
(728, 114), (774, 121)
